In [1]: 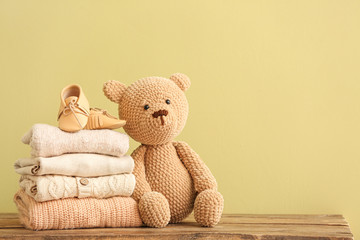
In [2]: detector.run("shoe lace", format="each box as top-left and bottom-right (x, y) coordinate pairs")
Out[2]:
(58, 98), (90, 127)
(91, 108), (117, 119)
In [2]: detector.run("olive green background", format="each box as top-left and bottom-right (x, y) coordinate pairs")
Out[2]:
(1, 0), (360, 237)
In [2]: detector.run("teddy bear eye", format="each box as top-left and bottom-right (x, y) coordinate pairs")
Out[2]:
(165, 99), (170, 104)
(144, 105), (150, 110)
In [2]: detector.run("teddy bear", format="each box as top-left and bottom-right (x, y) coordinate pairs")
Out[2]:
(103, 73), (224, 228)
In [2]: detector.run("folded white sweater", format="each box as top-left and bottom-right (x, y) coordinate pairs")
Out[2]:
(20, 174), (136, 202)
(14, 154), (134, 177)
(22, 124), (129, 157)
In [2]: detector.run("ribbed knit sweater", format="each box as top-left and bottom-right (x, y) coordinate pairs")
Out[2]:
(14, 190), (143, 230)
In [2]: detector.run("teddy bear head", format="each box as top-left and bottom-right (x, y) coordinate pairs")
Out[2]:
(103, 73), (191, 145)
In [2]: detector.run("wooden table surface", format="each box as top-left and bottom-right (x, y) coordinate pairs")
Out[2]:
(0, 213), (353, 239)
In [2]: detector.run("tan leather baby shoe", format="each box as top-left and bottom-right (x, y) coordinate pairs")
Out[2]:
(57, 84), (90, 132)
(84, 108), (126, 130)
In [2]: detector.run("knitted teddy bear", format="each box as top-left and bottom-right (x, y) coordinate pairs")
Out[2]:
(103, 73), (224, 228)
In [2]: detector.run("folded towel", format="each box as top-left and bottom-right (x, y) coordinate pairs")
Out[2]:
(22, 124), (129, 157)
(20, 174), (136, 202)
(14, 154), (134, 177)
(14, 190), (143, 230)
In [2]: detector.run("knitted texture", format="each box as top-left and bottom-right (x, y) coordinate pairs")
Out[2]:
(138, 192), (170, 228)
(14, 154), (134, 177)
(130, 145), (152, 200)
(103, 73), (224, 228)
(105, 75), (189, 145)
(14, 190), (143, 230)
(173, 141), (218, 192)
(143, 143), (196, 223)
(22, 124), (129, 157)
(103, 80), (127, 103)
(194, 189), (224, 227)
(19, 174), (136, 202)
(169, 73), (191, 91)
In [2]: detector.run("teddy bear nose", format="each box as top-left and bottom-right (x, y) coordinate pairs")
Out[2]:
(152, 109), (168, 118)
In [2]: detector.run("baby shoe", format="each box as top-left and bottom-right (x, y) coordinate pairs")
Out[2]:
(57, 84), (90, 132)
(84, 108), (126, 130)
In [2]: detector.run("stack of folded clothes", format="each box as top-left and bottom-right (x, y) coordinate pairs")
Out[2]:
(13, 123), (143, 230)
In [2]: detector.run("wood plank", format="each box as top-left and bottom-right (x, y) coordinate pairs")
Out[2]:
(0, 214), (350, 228)
(0, 219), (22, 228)
(0, 214), (18, 219)
(0, 223), (353, 238)
(183, 214), (349, 226)
(0, 224), (353, 240)
(0, 214), (353, 240)
(0, 213), (349, 226)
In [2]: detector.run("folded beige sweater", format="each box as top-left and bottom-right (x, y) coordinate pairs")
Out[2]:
(14, 154), (134, 177)
(14, 190), (143, 230)
(22, 124), (129, 157)
(20, 174), (136, 202)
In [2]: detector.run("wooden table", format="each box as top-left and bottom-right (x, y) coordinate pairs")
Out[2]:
(0, 213), (353, 239)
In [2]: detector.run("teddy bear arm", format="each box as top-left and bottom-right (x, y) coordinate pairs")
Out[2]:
(131, 144), (152, 202)
(173, 141), (218, 193)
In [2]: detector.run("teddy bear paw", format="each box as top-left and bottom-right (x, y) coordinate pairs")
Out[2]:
(138, 191), (171, 228)
(194, 189), (224, 227)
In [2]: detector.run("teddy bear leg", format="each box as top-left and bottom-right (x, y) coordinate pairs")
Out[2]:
(194, 189), (224, 227)
(138, 191), (171, 228)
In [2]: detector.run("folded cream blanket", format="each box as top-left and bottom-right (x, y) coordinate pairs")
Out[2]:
(14, 190), (143, 230)
(20, 174), (136, 202)
(14, 154), (134, 177)
(22, 124), (129, 157)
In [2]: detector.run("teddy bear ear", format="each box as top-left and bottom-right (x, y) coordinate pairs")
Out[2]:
(103, 80), (127, 103)
(169, 73), (191, 92)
